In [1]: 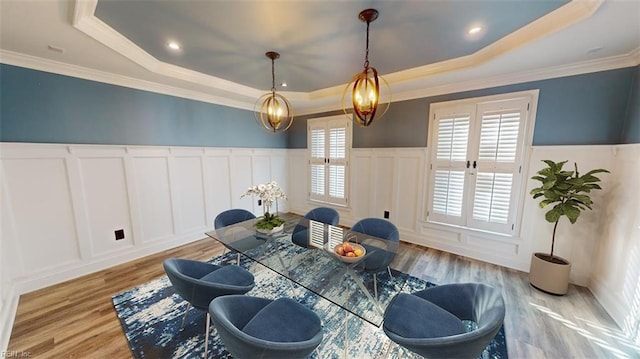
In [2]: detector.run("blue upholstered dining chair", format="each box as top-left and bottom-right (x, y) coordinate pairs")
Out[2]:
(209, 295), (324, 359)
(383, 283), (505, 359)
(350, 217), (399, 299)
(214, 209), (256, 264)
(291, 207), (340, 248)
(163, 258), (255, 358)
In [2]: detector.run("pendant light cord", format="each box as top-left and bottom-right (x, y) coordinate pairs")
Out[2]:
(271, 58), (276, 94)
(363, 21), (370, 69)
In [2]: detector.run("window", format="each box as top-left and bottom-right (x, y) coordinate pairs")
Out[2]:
(308, 115), (351, 206)
(427, 93), (535, 236)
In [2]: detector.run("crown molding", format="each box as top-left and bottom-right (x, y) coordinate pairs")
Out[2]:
(4, 45), (636, 117)
(391, 48), (640, 104)
(0, 50), (255, 111)
(296, 48), (640, 116)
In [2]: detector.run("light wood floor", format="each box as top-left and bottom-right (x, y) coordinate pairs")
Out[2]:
(8, 238), (637, 358)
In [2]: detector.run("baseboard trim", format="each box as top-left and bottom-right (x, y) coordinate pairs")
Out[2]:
(13, 231), (207, 296)
(589, 277), (626, 328)
(0, 285), (19, 353)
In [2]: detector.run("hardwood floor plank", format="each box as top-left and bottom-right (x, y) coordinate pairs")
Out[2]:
(7, 236), (632, 358)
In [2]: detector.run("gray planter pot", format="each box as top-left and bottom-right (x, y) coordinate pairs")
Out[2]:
(528, 252), (571, 295)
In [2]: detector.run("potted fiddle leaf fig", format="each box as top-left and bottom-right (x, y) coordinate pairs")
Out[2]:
(529, 160), (609, 295)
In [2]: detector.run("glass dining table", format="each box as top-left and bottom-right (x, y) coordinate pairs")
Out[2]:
(205, 212), (411, 327)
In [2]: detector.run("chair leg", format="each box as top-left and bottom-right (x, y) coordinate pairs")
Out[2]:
(180, 302), (192, 329)
(387, 266), (394, 279)
(236, 252), (240, 266)
(373, 273), (378, 301)
(204, 312), (210, 359)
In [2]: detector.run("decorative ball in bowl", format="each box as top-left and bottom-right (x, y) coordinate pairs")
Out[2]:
(333, 242), (366, 263)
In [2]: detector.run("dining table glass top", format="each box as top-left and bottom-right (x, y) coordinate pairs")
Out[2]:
(205, 213), (411, 327)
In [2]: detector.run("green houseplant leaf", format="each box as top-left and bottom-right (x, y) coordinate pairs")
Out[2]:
(530, 160), (609, 258)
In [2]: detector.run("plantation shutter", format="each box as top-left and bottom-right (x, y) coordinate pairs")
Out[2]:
(328, 123), (347, 203)
(309, 122), (326, 201)
(428, 106), (473, 226)
(467, 99), (528, 234)
(308, 115), (351, 206)
(427, 96), (530, 236)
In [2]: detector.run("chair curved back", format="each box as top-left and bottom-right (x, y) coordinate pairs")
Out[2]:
(383, 283), (505, 359)
(163, 258), (255, 310)
(350, 218), (399, 273)
(209, 295), (323, 359)
(214, 209), (256, 229)
(292, 207), (340, 247)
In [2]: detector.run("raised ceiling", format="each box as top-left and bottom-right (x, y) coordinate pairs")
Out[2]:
(1, 0), (638, 114)
(93, 0), (566, 92)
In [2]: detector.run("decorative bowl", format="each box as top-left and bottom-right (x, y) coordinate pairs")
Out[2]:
(256, 224), (284, 235)
(333, 242), (366, 263)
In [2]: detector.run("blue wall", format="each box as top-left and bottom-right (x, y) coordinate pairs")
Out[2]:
(622, 66), (640, 144)
(0, 64), (287, 148)
(288, 66), (637, 148)
(1, 64), (637, 148)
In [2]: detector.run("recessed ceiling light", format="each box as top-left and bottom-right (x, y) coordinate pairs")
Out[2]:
(468, 26), (483, 35)
(281, 82), (288, 87)
(167, 41), (181, 51)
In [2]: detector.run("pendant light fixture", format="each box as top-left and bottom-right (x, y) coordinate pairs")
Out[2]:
(342, 8), (391, 127)
(254, 51), (293, 133)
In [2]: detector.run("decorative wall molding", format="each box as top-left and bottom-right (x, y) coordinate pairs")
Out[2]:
(589, 144), (640, 328)
(1, 142), (637, 347)
(0, 142), (288, 296)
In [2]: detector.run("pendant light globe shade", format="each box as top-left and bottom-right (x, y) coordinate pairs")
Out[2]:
(342, 66), (391, 127)
(342, 8), (391, 127)
(254, 51), (294, 133)
(255, 92), (293, 133)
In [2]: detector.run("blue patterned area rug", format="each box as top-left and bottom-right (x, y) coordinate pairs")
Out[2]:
(112, 249), (507, 358)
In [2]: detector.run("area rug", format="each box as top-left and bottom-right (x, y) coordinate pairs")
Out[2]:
(112, 245), (507, 358)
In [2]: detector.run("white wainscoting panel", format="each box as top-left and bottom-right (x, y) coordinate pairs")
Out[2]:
(267, 152), (289, 213)
(0, 143), (288, 298)
(350, 151), (374, 220)
(133, 156), (175, 243)
(286, 150), (308, 214)
(78, 156), (134, 255)
(590, 144), (640, 330)
(393, 149), (426, 233)
(2, 157), (81, 275)
(203, 150), (233, 227)
(172, 154), (207, 235)
(349, 148), (426, 229)
(251, 153), (272, 190)
(373, 153), (395, 220)
(229, 151), (255, 212)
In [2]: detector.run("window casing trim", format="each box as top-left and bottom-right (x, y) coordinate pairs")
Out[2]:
(306, 115), (352, 207)
(425, 90), (539, 238)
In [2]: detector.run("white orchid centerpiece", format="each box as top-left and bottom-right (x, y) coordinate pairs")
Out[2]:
(241, 180), (287, 230)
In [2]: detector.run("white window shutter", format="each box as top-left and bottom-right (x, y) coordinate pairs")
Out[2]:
(308, 116), (350, 206)
(428, 108), (472, 226)
(427, 94), (532, 237)
(467, 99), (528, 234)
(308, 122), (327, 201)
